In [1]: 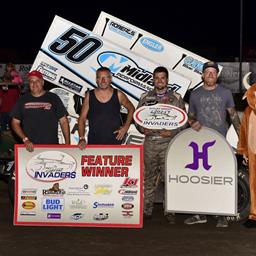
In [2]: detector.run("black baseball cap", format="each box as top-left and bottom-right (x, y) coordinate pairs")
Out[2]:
(202, 61), (219, 73)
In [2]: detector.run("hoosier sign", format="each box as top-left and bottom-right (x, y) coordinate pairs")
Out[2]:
(30, 15), (191, 108)
(166, 127), (237, 215)
(93, 11), (222, 90)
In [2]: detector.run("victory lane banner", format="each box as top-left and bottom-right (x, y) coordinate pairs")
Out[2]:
(133, 104), (188, 130)
(14, 145), (143, 228)
(165, 127), (237, 215)
(31, 15), (191, 109)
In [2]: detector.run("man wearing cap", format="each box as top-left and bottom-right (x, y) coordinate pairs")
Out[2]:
(10, 70), (70, 152)
(184, 61), (240, 228)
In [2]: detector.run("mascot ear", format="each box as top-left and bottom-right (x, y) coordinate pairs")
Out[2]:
(246, 84), (256, 109)
(242, 72), (252, 100)
(242, 91), (248, 100)
(243, 72), (252, 90)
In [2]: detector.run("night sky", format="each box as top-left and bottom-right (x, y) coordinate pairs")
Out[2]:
(0, 0), (255, 63)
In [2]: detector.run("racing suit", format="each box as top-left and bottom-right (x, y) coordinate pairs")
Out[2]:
(136, 88), (186, 216)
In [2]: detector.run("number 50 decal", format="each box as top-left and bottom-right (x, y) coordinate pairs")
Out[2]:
(49, 27), (103, 63)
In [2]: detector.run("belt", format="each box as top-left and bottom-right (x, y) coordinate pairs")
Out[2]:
(147, 135), (164, 141)
(146, 135), (173, 142)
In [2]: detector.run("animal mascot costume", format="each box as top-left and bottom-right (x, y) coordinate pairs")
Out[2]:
(237, 82), (256, 228)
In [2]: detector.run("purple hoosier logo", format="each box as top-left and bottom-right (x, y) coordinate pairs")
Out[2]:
(185, 140), (216, 170)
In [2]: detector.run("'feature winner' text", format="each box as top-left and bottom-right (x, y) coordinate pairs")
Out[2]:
(81, 155), (132, 177)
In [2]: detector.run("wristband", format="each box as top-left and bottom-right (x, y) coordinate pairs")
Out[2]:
(22, 137), (29, 142)
(79, 137), (85, 141)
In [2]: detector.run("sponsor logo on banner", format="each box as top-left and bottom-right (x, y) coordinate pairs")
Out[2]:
(185, 141), (216, 171)
(22, 201), (36, 210)
(122, 203), (134, 210)
(21, 196), (37, 200)
(134, 104), (188, 130)
(94, 185), (112, 195)
(97, 52), (181, 93)
(47, 213), (61, 219)
(183, 56), (204, 74)
(69, 199), (87, 209)
(93, 202), (115, 209)
(98, 52), (153, 92)
(122, 210), (133, 217)
(140, 37), (164, 52)
(93, 213), (109, 221)
(71, 213), (85, 220)
(42, 183), (66, 196)
(67, 184), (90, 196)
(122, 196), (134, 202)
(120, 178), (138, 188)
(42, 198), (64, 211)
(26, 151), (76, 182)
(118, 189), (138, 195)
(39, 61), (58, 72)
(21, 188), (37, 195)
(108, 21), (136, 39)
(20, 211), (36, 216)
(59, 76), (83, 93)
(169, 139), (233, 186)
(37, 65), (57, 81)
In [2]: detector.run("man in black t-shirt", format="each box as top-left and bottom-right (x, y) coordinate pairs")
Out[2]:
(10, 70), (70, 152)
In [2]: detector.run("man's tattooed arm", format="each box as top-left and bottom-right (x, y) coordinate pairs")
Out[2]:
(228, 107), (241, 135)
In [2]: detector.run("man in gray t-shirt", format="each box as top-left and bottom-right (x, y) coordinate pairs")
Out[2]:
(188, 61), (240, 137)
(184, 61), (241, 228)
(189, 84), (235, 136)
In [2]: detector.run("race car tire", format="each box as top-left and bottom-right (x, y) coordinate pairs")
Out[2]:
(8, 172), (15, 207)
(226, 165), (250, 222)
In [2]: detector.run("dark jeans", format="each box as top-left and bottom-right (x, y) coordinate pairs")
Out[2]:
(0, 112), (10, 131)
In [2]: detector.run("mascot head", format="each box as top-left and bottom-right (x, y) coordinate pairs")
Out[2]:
(243, 72), (256, 110)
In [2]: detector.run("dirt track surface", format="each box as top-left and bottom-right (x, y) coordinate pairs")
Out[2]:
(0, 181), (256, 256)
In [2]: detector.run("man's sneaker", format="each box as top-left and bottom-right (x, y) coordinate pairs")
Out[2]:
(165, 213), (175, 224)
(216, 216), (228, 228)
(243, 219), (256, 228)
(184, 215), (207, 225)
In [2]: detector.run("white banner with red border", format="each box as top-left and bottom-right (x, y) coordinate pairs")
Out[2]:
(14, 145), (143, 228)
